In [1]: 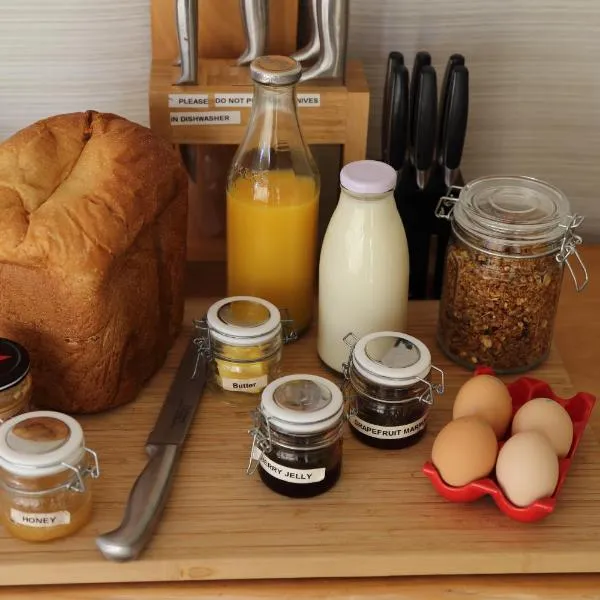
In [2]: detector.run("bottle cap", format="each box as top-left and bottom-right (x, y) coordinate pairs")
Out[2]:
(250, 56), (302, 86)
(340, 160), (398, 195)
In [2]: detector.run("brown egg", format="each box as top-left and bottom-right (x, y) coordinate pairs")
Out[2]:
(431, 416), (498, 487)
(453, 374), (512, 439)
(512, 397), (574, 457)
(496, 431), (559, 507)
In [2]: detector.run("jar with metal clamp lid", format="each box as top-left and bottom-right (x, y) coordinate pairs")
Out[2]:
(0, 410), (100, 542)
(202, 296), (295, 401)
(247, 374), (345, 498)
(436, 175), (589, 373)
(343, 332), (444, 449)
(0, 338), (33, 423)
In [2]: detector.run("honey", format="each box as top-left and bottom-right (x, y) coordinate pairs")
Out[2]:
(0, 411), (99, 542)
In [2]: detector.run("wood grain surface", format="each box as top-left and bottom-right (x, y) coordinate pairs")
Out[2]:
(0, 267), (598, 590)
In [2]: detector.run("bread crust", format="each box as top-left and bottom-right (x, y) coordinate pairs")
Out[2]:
(0, 111), (188, 413)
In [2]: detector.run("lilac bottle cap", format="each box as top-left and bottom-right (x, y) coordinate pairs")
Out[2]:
(340, 160), (397, 195)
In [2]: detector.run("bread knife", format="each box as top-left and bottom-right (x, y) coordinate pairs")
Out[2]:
(96, 326), (209, 562)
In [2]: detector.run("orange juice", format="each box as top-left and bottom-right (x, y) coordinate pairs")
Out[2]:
(227, 171), (319, 334)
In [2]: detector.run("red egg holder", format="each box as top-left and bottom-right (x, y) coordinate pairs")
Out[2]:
(422, 366), (596, 523)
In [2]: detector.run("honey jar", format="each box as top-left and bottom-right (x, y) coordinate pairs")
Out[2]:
(343, 332), (444, 449)
(0, 411), (99, 542)
(0, 338), (33, 423)
(247, 374), (345, 498)
(203, 296), (294, 400)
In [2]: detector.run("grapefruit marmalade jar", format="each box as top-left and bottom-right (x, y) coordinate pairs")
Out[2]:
(0, 411), (99, 542)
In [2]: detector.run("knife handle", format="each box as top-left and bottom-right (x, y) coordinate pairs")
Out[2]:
(96, 444), (180, 562)
(443, 65), (469, 171)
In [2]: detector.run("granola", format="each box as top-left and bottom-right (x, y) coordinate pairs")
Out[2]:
(437, 237), (563, 373)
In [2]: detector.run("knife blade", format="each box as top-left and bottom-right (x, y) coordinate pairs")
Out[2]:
(96, 327), (208, 562)
(382, 52), (409, 171)
(412, 64), (438, 189)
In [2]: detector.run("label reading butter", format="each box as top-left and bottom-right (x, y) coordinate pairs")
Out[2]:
(251, 447), (325, 484)
(168, 93), (209, 108)
(221, 374), (268, 393)
(349, 413), (428, 440)
(10, 509), (70, 528)
(170, 111), (241, 125)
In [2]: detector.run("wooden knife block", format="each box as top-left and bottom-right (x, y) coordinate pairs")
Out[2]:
(148, 0), (370, 263)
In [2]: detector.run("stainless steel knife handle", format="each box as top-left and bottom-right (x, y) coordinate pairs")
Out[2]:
(237, 0), (268, 66)
(300, 0), (349, 83)
(175, 0), (198, 85)
(96, 444), (180, 561)
(290, 0), (320, 63)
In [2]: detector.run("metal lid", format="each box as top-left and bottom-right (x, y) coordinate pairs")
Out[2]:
(206, 296), (282, 346)
(0, 338), (30, 392)
(250, 56), (302, 86)
(352, 332), (432, 387)
(260, 374), (344, 434)
(340, 160), (397, 195)
(454, 175), (572, 245)
(0, 411), (85, 478)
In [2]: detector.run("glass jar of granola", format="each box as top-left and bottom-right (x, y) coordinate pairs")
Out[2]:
(436, 175), (588, 374)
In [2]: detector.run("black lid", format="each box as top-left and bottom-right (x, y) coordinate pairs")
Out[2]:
(0, 339), (30, 392)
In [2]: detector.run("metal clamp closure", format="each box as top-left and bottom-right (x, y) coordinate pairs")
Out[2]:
(556, 214), (589, 292)
(64, 447), (100, 494)
(280, 309), (298, 345)
(414, 365), (445, 405)
(435, 185), (463, 220)
(246, 410), (272, 476)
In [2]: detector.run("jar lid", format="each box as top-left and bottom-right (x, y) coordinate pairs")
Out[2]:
(340, 160), (397, 195)
(352, 332), (432, 387)
(0, 411), (85, 478)
(454, 175), (571, 245)
(0, 338), (30, 392)
(260, 374), (344, 434)
(250, 55), (302, 86)
(206, 296), (282, 346)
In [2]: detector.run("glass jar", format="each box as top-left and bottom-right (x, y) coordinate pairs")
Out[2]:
(247, 374), (344, 498)
(226, 56), (321, 335)
(317, 160), (410, 373)
(202, 296), (294, 401)
(0, 410), (99, 542)
(0, 338), (33, 423)
(343, 331), (444, 449)
(436, 176), (589, 373)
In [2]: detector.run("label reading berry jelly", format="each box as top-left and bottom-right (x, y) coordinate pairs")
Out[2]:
(251, 447), (325, 484)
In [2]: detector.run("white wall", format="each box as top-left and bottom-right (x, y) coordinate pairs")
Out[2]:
(1, 0), (599, 240)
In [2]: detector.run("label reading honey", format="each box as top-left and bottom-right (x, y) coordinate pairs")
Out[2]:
(252, 448), (325, 484)
(221, 374), (268, 393)
(10, 509), (70, 528)
(349, 413), (428, 440)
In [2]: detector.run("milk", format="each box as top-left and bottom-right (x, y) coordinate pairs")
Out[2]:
(317, 161), (409, 373)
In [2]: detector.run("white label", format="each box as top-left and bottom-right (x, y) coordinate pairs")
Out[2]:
(214, 93), (254, 107)
(349, 413), (428, 440)
(210, 93), (321, 108)
(252, 447), (325, 484)
(168, 93), (209, 108)
(221, 374), (268, 393)
(10, 508), (70, 528)
(170, 111), (241, 125)
(296, 93), (321, 107)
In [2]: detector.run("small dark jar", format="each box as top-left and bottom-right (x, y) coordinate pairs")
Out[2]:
(247, 374), (345, 498)
(343, 332), (444, 449)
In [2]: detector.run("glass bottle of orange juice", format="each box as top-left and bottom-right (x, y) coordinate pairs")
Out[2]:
(226, 56), (321, 335)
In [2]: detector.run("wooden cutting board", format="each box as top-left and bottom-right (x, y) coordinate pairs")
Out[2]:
(0, 300), (598, 587)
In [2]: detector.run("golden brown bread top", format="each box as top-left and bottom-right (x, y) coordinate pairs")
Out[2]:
(0, 111), (187, 279)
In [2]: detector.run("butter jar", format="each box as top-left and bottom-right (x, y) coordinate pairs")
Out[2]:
(343, 332), (444, 449)
(0, 411), (99, 542)
(204, 296), (292, 399)
(247, 374), (345, 498)
(0, 338), (33, 423)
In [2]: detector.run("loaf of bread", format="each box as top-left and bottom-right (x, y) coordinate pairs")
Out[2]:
(0, 111), (188, 413)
